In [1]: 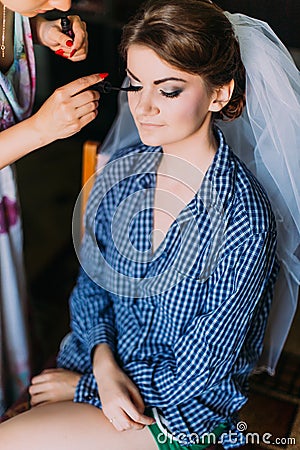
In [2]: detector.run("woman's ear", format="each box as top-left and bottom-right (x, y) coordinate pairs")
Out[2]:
(209, 79), (235, 112)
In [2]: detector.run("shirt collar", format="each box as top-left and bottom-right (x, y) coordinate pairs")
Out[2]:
(133, 127), (233, 213)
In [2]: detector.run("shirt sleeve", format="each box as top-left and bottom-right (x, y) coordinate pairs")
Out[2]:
(123, 231), (277, 408)
(70, 167), (116, 357)
(69, 268), (116, 357)
(74, 373), (102, 408)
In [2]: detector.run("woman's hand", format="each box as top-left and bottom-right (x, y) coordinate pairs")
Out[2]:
(29, 368), (81, 407)
(0, 73), (104, 167)
(93, 344), (155, 432)
(30, 73), (102, 146)
(31, 15), (88, 61)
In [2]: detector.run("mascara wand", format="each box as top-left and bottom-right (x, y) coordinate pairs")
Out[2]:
(91, 80), (141, 94)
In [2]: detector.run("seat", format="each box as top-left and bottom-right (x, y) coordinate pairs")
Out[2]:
(80, 139), (111, 236)
(81, 140), (100, 218)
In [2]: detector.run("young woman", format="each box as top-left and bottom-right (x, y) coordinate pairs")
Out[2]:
(0, 0), (104, 417)
(0, 0), (299, 449)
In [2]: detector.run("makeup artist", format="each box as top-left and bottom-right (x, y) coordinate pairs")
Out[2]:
(0, 0), (104, 168)
(0, 0), (102, 416)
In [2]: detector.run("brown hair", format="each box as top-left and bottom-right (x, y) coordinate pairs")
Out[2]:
(120, 0), (245, 120)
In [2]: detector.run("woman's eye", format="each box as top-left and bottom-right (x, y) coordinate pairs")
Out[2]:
(128, 83), (142, 92)
(160, 89), (182, 98)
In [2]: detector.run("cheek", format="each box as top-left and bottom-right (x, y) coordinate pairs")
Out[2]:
(182, 94), (211, 122)
(169, 101), (198, 125)
(128, 95), (137, 117)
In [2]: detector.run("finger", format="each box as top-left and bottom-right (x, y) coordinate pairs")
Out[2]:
(70, 16), (87, 50)
(29, 383), (49, 396)
(108, 410), (141, 432)
(74, 109), (99, 133)
(30, 368), (61, 384)
(68, 51), (87, 62)
(70, 32), (88, 61)
(30, 369), (63, 385)
(31, 373), (51, 384)
(129, 388), (145, 413)
(72, 90), (100, 108)
(75, 101), (99, 121)
(128, 411), (155, 426)
(123, 399), (155, 426)
(30, 391), (53, 407)
(62, 74), (105, 97)
(51, 17), (81, 50)
(41, 368), (64, 374)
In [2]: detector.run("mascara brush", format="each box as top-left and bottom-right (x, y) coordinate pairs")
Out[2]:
(91, 80), (141, 94)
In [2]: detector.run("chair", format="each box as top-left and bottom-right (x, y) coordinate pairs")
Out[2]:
(81, 140), (100, 218)
(0, 139), (103, 423)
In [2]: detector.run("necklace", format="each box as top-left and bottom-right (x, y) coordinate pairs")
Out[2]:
(1, 4), (6, 58)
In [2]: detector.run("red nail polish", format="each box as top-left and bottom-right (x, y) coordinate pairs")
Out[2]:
(55, 49), (64, 56)
(99, 72), (109, 79)
(70, 49), (77, 58)
(66, 40), (73, 47)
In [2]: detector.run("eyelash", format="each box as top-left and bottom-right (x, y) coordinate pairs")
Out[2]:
(128, 83), (182, 99)
(160, 89), (182, 98)
(127, 84), (142, 92)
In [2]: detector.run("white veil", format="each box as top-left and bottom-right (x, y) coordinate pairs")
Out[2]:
(100, 13), (300, 374)
(220, 13), (300, 373)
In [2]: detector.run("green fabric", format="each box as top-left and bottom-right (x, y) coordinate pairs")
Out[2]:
(147, 416), (227, 450)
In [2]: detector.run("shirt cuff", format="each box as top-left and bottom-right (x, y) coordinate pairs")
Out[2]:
(74, 373), (102, 409)
(87, 322), (116, 356)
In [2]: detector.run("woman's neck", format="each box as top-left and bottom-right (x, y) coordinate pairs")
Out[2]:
(161, 119), (217, 175)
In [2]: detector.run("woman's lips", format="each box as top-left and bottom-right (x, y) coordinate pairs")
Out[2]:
(139, 122), (164, 128)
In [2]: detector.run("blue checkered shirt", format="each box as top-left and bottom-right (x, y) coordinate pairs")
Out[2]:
(57, 128), (278, 448)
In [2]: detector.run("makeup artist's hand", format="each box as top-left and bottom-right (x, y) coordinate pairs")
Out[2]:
(29, 74), (102, 146)
(31, 15), (88, 61)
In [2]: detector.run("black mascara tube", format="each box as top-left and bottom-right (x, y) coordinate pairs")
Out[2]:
(60, 16), (75, 40)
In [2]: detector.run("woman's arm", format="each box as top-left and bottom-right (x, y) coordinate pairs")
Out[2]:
(68, 267), (154, 431)
(0, 73), (102, 168)
(92, 343), (154, 431)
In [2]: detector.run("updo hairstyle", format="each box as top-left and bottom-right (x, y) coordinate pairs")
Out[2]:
(120, 0), (246, 120)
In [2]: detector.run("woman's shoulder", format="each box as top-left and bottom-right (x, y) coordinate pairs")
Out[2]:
(229, 150), (276, 235)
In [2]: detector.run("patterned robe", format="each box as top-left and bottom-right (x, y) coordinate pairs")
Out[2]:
(0, 13), (36, 414)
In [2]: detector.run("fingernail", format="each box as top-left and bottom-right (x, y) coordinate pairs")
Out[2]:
(55, 49), (64, 56)
(99, 72), (109, 79)
(66, 40), (73, 47)
(70, 49), (77, 58)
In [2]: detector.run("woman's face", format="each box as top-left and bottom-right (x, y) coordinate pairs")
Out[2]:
(127, 45), (216, 151)
(1, 0), (71, 16)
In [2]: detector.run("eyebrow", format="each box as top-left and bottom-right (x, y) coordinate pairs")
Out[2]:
(126, 68), (187, 85)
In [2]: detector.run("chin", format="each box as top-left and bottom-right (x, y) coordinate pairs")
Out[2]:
(140, 137), (158, 146)
(22, 12), (38, 17)
(138, 132), (163, 147)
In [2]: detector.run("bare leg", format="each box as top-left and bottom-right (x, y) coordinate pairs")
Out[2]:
(0, 401), (158, 450)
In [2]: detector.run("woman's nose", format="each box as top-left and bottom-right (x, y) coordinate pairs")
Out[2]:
(135, 92), (159, 117)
